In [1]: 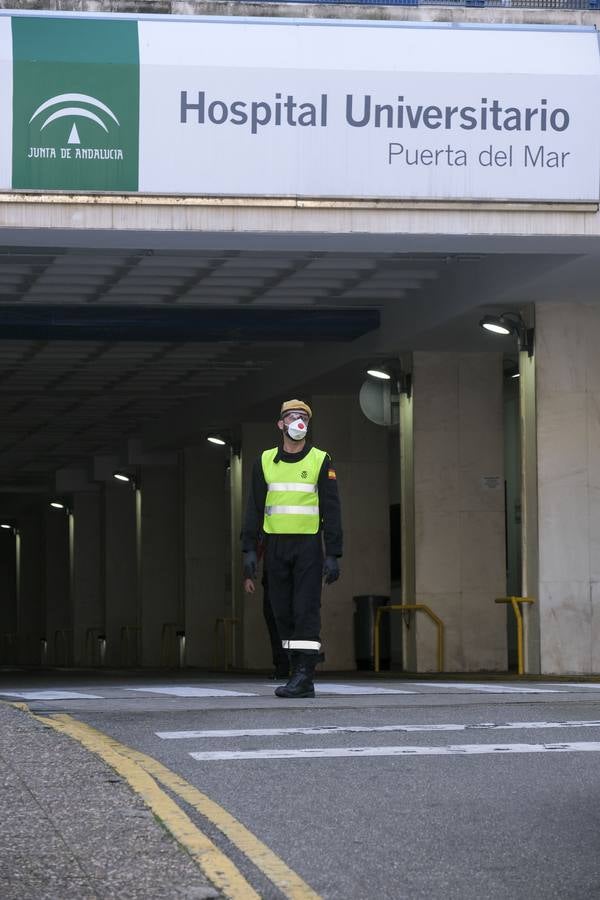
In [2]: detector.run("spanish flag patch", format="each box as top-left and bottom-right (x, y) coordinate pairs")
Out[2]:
(328, 468), (337, 480)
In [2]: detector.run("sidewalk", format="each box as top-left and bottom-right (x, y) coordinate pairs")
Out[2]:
(0, 702), (221, 900)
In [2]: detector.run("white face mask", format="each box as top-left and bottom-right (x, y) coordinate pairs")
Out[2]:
(286, 418), (309, 441)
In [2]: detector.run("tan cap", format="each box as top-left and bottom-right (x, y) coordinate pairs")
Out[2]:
(280, 399), (312, 419)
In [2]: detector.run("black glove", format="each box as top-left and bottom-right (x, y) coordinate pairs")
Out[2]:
(243, 550), (257, 579)
(323, 556), (340, 585)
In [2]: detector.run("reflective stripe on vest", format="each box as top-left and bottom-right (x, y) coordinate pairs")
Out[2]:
(261, 446), (327, 535)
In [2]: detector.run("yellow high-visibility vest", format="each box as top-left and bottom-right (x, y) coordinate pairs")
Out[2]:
(261, 446), (327, 535)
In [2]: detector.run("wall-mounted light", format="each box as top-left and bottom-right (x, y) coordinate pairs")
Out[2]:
(113, 471), (138, 488)
(366, 368), (392, 381)
(0, 522), (18, 534)
(366, 365), (412, 398)
(479, 312), (534, 357)
(207, 436), (227, 446)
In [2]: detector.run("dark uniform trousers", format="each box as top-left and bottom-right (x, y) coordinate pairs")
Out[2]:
(265, 533), (324, 649)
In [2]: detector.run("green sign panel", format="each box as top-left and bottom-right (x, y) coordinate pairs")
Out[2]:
(12, 17), (139, 191)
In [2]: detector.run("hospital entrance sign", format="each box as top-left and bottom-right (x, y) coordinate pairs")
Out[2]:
(0, 13), (598, 202)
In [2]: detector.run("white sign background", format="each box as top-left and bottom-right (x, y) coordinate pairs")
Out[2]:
(138, 19), (600, 202)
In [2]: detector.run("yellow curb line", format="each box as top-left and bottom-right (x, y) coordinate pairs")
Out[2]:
(19, 706), (259, 900)
(13, 704), (321, 900)
(50, 713), (321, 900)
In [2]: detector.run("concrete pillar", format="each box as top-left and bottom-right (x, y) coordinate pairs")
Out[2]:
(17, 506), (44, 665)
(312, 394), (390, 670)
(183, 444), (229, 668)
(104, 482), (138, 667)
(412, 352), (506, 672)
(534, 303), (600, 674)
(71, 492), (103, 667)
(240, 421), (278, 671)
(519, 337), (540, 672)
(45, 505), (72, 666)
(139, 462), (181, 666)
(399, 379), (417, 670)
(0, 527), (17, 664)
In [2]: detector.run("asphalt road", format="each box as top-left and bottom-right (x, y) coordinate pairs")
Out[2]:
(4, 672), (600, 900)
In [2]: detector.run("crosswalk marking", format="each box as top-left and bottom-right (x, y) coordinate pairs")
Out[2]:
(156, 719), (600, 740)
(0, 690), (102, 700)
(410, 682), (562, 694)
(125, 687), (257, 698)
(315, 683), (415, 695)
(189, 741), (600, 761)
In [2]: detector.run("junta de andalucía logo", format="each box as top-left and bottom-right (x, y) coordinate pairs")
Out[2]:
(27, 92), (125, 161)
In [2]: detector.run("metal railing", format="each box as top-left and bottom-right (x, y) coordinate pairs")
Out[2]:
(85, 627), (107, 667)
(374, 603), (445, 673)
(495, 596), (535, 675)
(161, 622), (186, 668)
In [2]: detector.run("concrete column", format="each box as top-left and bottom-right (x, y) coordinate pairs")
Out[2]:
(399, 381), (417, 670)
(241, 421), (278, 671)
(413, 352), (506, 672)
(71, 492), (103, 667)
(16, 506), (44, 665)
(534, 303), (600, 674)
(104, 482), (138, 666)
(183, 444), (229, 668)
(139, 462), (181, 666)
(312, 394), (390, 670)
(0, 527), (17, 664)
(45, 505), (72, 666)
(519, 339), (540, 672)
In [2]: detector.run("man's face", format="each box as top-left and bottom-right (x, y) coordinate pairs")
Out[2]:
(278, 410), (310, 438)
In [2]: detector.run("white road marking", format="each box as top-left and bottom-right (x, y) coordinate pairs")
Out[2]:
(157, 719), (600, 740)
(125, 686), (257, 698)
(0, 690), (102, 700)
(190, 741), (600, 761)
(316, 683), (415, 695)
(410, 682), (561, 694)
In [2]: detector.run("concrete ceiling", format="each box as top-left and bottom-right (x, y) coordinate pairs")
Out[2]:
(0, 232), (597, 493)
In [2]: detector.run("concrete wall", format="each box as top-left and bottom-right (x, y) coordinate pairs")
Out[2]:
(312, 394), (390, 670)
(413, 352), (506, 672)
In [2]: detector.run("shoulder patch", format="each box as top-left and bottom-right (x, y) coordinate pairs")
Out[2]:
(328, 468), (337, 480)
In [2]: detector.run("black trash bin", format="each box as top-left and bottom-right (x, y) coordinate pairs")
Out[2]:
(353, 595), (390, 671)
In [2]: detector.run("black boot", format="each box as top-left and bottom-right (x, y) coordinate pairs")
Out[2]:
(275, 652), (318, 699)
